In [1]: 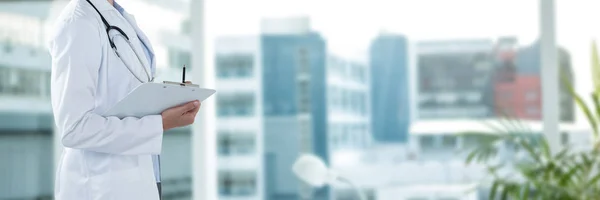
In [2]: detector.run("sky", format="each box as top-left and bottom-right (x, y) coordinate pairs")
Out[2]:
(208, 0), (538, 53)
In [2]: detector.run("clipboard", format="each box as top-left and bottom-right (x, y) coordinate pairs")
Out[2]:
(103, 82), (216, 118)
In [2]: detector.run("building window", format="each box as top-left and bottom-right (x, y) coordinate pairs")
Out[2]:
(0, 67), (8, 94)
(354, 92), (361, 114)
(441, 135), (457, 148)
(3, 40), (12, 53)
(359, 93), (367, 115)
(218, 133), (255, 156)
(216, 54), (254, 78)
(561, 132), (569, 146)
(45, 72), (51, 97)
(334, 88), (342, 109)
(420, 135), (435, 149)
(348, 91), (356, 113)
(218, 171), (256, 196)
(357, 66), (366, 83)
(296, 47), (310, 74)
(0, 67), (47, 97)
(217, 93), (255, 117)
(329, 86), (340, 110)
(298, 81), (311, 113)
(329, 125), (340, 149)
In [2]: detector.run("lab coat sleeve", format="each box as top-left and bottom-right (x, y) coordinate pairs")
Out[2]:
(49, 17), (163, 155)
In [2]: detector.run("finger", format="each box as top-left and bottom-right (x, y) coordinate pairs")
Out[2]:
(183, 104), (200, 116)
(191, 102), (201, 113)
(177, 101), (198, 113)
(186, 101), (201, 113)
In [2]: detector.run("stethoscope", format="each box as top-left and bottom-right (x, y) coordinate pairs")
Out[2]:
(86, 0), (154, 83)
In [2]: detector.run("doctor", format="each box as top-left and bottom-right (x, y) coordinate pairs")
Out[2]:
(48, 0), (199, 199)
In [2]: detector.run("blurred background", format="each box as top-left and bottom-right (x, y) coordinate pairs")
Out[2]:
(1, 0), (600, 199)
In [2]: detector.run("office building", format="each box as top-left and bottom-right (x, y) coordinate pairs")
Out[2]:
(213, 17), (373, 200)
(369, 34), (410, 143)
(494, 41), (575, 122)
(416, 39), (496, 119)
(261, 17), (330, 200)
(215, 36), (264, 200)
(326, 54), (372, 152)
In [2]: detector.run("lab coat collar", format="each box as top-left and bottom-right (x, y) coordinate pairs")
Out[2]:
(114, 1), (156, 77)
(84, 0), (116, 11)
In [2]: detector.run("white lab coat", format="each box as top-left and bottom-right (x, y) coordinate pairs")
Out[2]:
(48, 0), (162, 199)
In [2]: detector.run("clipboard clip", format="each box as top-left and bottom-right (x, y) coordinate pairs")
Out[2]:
(163, 81), (200, 88)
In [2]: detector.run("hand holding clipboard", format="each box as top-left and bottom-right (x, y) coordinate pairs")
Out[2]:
(103, 64), (215, 120)
(102, 65), (216, 200)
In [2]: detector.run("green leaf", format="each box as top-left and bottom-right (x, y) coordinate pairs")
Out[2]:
(517, 136), (543, 163)
(466, 150), (478, 164)
(490, 180), (500, 199)
(591, 40), (600, 93)
(558, 162), (580, 185)
(540, 138), (552, 160)
(581, 154), (592, 166)
(592, 92), (600, 140)
(521, 183), (530, 200)
(500, 184), (511, 200)
(586, 171), (600, 186)
(482, 120), (511, 135)
(497, 117), (521, 134)
(554, 146), (571, 160)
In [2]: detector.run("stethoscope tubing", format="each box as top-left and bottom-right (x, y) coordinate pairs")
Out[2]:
(110, 34), (153, 83)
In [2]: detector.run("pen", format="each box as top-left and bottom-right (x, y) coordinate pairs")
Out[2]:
(182, 65), (186, 84)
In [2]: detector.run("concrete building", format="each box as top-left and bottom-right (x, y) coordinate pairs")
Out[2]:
(369, 34), (410, 143)
(215, 36), (264, 200)
(326, 54), (372, 152)
(416, 37), (575, 122)
(416, 39), (496, 119)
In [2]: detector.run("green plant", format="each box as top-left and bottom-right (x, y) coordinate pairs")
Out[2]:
(464, 41), (600, 200)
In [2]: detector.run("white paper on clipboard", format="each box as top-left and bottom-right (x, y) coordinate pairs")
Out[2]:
(103, 82), (216, 118)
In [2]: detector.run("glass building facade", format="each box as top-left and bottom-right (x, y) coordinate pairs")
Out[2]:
(261, 33), (329, 200)
(369, 34), (410, 142)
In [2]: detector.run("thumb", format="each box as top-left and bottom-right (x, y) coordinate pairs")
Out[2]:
(178, 101), (198, 113)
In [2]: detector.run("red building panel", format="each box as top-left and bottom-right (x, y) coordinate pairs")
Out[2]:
(494, 75), (542, 120)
